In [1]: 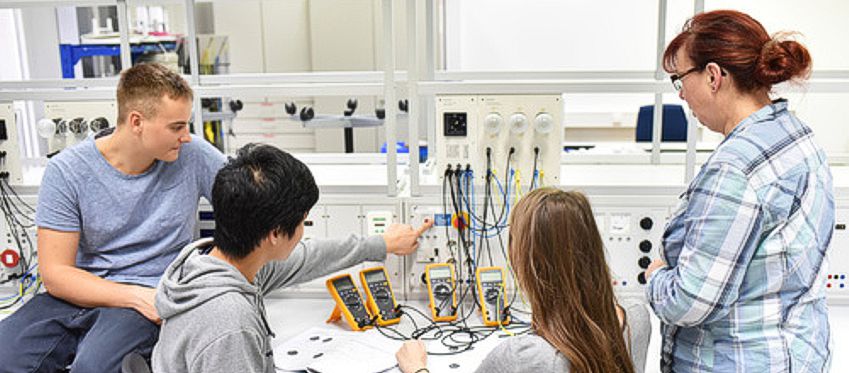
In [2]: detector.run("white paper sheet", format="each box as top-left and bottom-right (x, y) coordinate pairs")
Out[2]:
(274, 326), (403, 373)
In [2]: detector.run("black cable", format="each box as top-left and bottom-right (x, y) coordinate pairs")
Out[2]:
(446, 166), (482, 327)
(445, 167), (470, 321)
(528, 147), (540, 193)
(2, 179), (35, 215)
(441, 166), (456, 260)
(0, 182), (35, 275)
(374, 322), (408, 341)
(484, 186), (520, 309)
(0, 184), (30, 275)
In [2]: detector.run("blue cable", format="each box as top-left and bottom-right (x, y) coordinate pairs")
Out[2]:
(496, 169), (513, 228)
(0, 271), (38, 303)
(465, 170), (476, 265)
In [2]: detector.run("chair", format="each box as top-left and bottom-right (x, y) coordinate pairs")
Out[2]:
(635, 104), (688, 142)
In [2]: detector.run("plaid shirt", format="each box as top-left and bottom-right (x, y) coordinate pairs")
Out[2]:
(647, 100), (834, 373)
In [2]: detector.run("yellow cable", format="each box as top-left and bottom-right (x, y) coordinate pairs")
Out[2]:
(497, 283), (514, 336)
(0, 274), (28, 312)
(490, 169), (507, 212)
(514, 170), (523, 199)
(505, 252), (529, 309)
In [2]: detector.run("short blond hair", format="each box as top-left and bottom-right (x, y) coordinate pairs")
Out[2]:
(116, 63), (193, 125)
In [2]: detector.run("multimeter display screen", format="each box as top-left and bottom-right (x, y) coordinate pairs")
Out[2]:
(364, 270), (387, 282)
(430, 267), (451, 279)
(334, 277), (355, 291)
(480, 271), (502, 282)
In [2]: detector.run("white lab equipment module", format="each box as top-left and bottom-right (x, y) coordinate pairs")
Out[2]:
(41, 101), (117, 154)
(435, 95), (563, 187)
(826, 202), (849, 300)
(0, 190), (38, 298)
(0, 104), (23, 185)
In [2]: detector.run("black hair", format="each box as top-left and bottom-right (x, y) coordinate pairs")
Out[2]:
(211, 143), (319, 259)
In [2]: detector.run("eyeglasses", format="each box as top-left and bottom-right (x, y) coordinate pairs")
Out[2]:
(670, 66), (702, 91)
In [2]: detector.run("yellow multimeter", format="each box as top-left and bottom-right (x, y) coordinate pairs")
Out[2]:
(476, 266), (510, 326)
(359, 266), (401, 326)
(326, 274), (373, 331)
(425, 263), (458, 322)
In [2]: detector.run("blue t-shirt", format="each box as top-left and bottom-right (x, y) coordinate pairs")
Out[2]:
(35, 134), (227, 287)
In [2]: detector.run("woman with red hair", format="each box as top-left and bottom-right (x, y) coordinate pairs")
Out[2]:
(645, 9), (834, 372)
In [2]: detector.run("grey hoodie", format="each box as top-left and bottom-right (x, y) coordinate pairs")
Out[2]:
(151, 234), (386, 373)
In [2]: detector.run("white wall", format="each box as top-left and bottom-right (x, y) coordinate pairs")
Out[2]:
(705, 0), (849, 69)
(0, 10), (24, 81)
(446, 0), (849, 153)
(705, 0), (849, 154)
(447, 0), (659, 71)
(208, 0), (412, 153)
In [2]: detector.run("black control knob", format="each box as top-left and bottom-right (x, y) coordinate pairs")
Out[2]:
(344, 98), (358, 116)
(639, 240), (652, 253)
(484, 289), (499, 304)
(343, 295), (360, 308)
(374, 288), (390, 301)
(433, 284), (451, 299)
(638, 256), (652, 269)
(89, 117), (110, 132)
(639, 217), (654, 230)
(69, 117), (87, 134)
(637, 272), (647, 285)
(229, 99), (244, 113)
(299, 107), (315, 121)
(54, 119), (68, 136)
(285, 102), (297, 115)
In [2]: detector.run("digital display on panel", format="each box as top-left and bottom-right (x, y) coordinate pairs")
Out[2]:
(480, 271), (502, 283)
(365, 270), (387, 282)
(430, 267), (451, 279)
(334, 277), (355, 291)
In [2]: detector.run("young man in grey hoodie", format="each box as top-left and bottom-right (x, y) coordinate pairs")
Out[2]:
(151, 143), (432, 373)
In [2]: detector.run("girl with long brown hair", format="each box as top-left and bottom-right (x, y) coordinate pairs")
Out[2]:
(396, 188), (650, 373)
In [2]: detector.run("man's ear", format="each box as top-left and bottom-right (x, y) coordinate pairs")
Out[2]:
(268, 229), (280, 246)
(127, 110), (143, 134)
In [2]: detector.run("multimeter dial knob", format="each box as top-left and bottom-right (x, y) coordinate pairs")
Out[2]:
(484, 289), (500, 304)
(374, 288), (391, 301)
(433, 284), (451, 299)
(344, 295), (361, 308)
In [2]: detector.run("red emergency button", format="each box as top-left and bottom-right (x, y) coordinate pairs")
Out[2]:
(1, 249), (19, 268)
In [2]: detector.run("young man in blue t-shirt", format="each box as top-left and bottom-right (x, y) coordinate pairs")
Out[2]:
(0, 63), (225, 372)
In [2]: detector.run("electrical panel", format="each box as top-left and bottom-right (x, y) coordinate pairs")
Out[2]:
(403, 192), (675, 302)
(0, 104), (23, 185)
(196, 199), (402, 297)
(590, 202), (669, 294)
(0, 193), (38, 288)
(826, 206), (849, 299)
(41, 101), (117, 154)
(404, 196), (519, 302)
(436, 95), (563, 187)
(365, 211), (393, 236)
